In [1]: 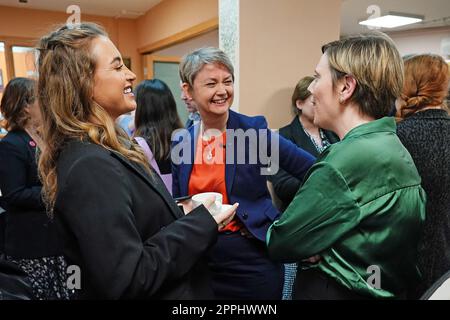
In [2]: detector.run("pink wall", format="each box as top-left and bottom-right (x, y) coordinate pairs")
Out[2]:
(0, 5), (140, 80)
(136, 0), (218, 49)
(239, 0), (342, 128)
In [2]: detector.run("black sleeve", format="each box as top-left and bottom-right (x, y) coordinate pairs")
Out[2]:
(0, 140), (44, 210)
(55, 154), (217, 299)
(269, 167), (302, 206)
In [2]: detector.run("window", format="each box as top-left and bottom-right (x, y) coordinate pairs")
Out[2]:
(0, 42), (8, 103)
(12, 46), (37, 78)
(0, 39), (36, 136)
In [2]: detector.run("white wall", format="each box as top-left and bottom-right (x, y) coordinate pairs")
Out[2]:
(388, 27), (450, 59)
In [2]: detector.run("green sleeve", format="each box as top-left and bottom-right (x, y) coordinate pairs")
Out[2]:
(266, 161), (360, 261)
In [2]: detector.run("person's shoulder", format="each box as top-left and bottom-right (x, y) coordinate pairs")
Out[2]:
(318, 139), (360, 167)
(230, 110), (268, 129)
(57, 140), (129, 186)
(171, 125), (194, 145)
(278, 122), (294, 138)
(0, 130), (26, 143)
(0, 130), (28, 152)
(58, 140), (117, 167)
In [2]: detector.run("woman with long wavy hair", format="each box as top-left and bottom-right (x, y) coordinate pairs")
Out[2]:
(37, 22), (237, 299)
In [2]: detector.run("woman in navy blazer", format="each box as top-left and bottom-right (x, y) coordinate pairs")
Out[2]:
(173, 47), (316, 299)
(0, 77), (69, 299)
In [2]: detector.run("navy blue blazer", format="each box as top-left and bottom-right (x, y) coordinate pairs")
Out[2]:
(172, 110), (316, 242)
(0, 130), (60, 258)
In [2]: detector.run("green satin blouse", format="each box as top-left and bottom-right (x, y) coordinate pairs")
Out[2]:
(267, 117), (426, 299)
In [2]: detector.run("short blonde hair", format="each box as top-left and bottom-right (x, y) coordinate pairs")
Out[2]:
(179, 47), (234, 87)
(322, 32), (403, 119)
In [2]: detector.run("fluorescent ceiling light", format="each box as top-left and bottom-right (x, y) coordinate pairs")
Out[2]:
(359, 13), (423, 29)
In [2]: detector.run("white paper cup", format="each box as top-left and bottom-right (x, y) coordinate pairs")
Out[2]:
(218, 204), (234, 214)
(192, 192), (223, 216)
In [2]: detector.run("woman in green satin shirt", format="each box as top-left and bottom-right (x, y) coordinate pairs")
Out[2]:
(266, 32), (426, 300)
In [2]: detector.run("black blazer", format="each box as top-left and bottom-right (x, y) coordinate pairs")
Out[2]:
(54, 140), (218, 299)
(397, 109), (450, 298)
(268, 117), (339, 211)
(0, 130), (60, 258)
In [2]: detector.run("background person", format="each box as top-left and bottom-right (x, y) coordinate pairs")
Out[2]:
(181, 81), (201, 128)
(0, 77), (70, 300)
(269, 76), (339, 212)
(133, 79), (183, 194)
(396, 54), (450, 298)
(268, 75), (339, 300)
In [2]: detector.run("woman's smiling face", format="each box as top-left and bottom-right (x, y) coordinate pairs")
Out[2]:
(187, 63), (234, 119)
(91, 36), (137, 120)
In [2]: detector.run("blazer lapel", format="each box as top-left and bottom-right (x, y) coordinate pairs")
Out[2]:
(178, 123), (199, 196)
(291, 117), (307, 147)
(291, 117), (319, 156)
(225, 110), (238, 197)
(110, 150), (183, 219)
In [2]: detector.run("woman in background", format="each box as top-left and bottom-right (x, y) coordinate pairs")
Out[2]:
(133, 79), (183, 194)
(0, 77), (70, 299)
(268, 76), (339, 300)
(396, 54), (450, 298)
(269, 76), (339, 212)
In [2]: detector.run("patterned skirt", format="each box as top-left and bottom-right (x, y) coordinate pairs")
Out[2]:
(6, 255), (74, 300)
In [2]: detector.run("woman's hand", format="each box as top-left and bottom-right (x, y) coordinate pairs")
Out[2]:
(214, 203), (239, 231)
(178, 199), (194, 213)
(180, 195), (215, 214)
(302, 255), (322, 264)
(183, 195), (239, 230)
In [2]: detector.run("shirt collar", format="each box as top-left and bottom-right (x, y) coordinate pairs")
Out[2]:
(343, 117), (396, 141)
(188, 112), (201, 121)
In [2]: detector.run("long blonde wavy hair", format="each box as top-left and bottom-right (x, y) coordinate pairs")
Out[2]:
(37, 23), (149, 212)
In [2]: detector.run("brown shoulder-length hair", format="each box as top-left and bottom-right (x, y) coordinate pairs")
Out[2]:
(0, 77), (36, 131)
(37, 22), (149, 212)
(291, 76), (314, 115)
(397, 54), (450, 118)
(133, 79), (183, 161)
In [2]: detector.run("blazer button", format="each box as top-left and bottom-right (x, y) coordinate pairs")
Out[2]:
(242, 212), (248, 220)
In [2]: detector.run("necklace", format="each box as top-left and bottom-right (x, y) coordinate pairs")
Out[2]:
(199, 122), (226, 163)
(303, 127), (330, 153)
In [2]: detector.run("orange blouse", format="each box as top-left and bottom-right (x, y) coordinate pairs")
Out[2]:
(188, 131), (242, 232)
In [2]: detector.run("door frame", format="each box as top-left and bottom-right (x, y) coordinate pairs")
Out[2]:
(138, 18), (218, 55)
(0, 35), (35, 81)
(144, 55), (180, 80)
